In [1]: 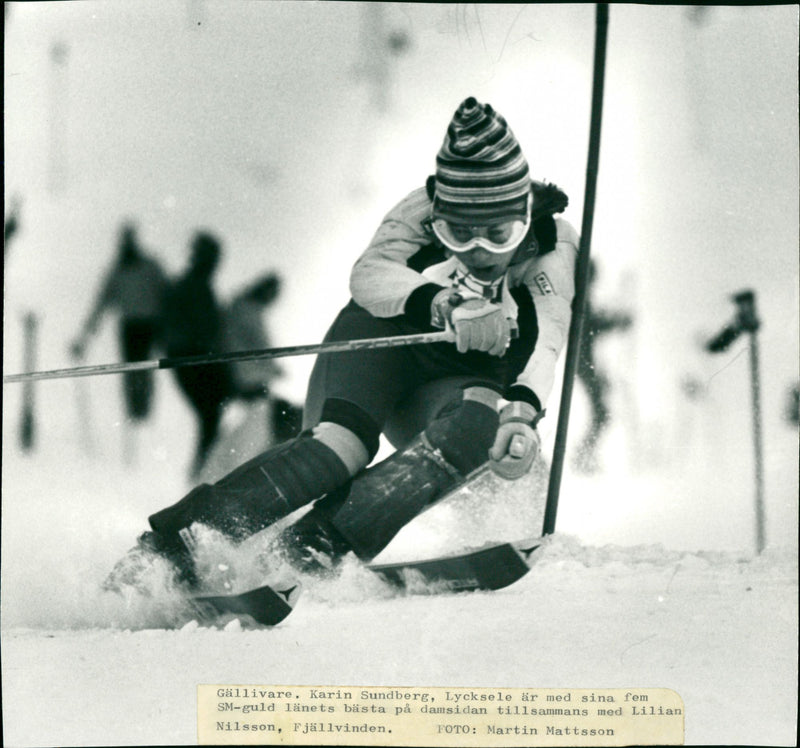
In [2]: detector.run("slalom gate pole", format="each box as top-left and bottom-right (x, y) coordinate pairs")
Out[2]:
(3, 330), (453, 385)
(735, 291), (766, 554)
(542, 3), (609, 536)
(747, 314), (766, 554)
(704, 290), (766, 554)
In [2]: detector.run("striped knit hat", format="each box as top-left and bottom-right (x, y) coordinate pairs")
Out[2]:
(433, 97), (531, 226)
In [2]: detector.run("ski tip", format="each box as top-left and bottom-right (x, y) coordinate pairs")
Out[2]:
(512, 538), (544, 562)
(368, 537), (544, 594)
(274, 581), (303, 609)
(193, 579), (303, 628)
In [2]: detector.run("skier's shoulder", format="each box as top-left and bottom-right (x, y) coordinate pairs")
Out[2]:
(509, 221), (578, 297)
(381, 185), (433, 226)
(361, 185), (434, 257)
(553, 216), (579, 249)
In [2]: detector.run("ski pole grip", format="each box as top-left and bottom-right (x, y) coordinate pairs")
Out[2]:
(441, 324), (456, 343)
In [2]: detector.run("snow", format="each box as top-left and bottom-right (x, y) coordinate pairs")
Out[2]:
(1, 540), (797, 747)
(2, 432), (798, 746)
(3, 3), (798, 747)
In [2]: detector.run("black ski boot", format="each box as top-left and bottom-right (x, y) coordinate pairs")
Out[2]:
(274, 487), (354, 575)
(106, 432), (352, 593)
(102, 529), (197, 594)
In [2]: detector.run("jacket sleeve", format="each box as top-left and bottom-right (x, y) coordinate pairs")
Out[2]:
(349, 188), (443, 324)
(507, 218), (580, 411)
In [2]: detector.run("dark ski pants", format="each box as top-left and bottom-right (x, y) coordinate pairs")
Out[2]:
(303, 299), (529, 459)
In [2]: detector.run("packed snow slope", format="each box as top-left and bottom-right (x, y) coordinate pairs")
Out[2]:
(1, 428), (797, 747)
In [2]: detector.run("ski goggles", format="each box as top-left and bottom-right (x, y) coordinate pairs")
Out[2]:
(432, 210), (531, 254)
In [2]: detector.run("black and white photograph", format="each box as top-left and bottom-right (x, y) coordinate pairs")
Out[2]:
(2, 3), (798, 746)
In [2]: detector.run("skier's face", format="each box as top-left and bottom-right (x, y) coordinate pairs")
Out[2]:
(454, 246), (516, 282)
(433, 211), (529, 284)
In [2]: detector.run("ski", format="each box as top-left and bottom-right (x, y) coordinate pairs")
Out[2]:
(181, 469), (541, 624)
(368, 537), (542, 592)
(190, 581), (302, 626)
(180, 538), (539, 627)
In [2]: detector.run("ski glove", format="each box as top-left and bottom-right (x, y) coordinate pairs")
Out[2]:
(450, 299), (511, 357)
(489, 401), (543, 480)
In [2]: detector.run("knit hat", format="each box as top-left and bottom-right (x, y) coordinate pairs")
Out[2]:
(433, 97), (531, 226)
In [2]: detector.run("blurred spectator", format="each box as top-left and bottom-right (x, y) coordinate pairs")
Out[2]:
(573, 261), (633, 473)
(4, 195), (22, 255)
(223, 272), (304, 443)
(163, 230), (232, 477)
(71, 221), (168, 421)
(223, 272), (283, 401)
(785, 382), (799, 427)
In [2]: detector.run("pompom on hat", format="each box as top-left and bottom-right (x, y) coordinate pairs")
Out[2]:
(433, 97), (531, 227)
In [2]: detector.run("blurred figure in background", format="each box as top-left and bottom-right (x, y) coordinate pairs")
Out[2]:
(573, 260), (633, 474)
(223, 271), (302, 439)
(223, 272), (283, 402)
(784, 382), (799, 427)
(163, 230), (232, 478)
(4, 195), (22, 255)
(71, 221), (168, 422)
(193, 271), (301, 482)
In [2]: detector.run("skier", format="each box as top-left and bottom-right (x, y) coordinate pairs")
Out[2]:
(106, 96), (579, 591)
(162, 230), (233, 478)
(71, 221), (168, 421)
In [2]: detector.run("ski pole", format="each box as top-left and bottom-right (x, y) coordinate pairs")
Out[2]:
(3, 329), (455, 385)
(542, 3), (609, 536)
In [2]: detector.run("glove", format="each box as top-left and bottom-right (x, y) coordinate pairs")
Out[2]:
(431, 288), (464, 330)
(489, 401), (543, 480)
(450, 298), (510, 357)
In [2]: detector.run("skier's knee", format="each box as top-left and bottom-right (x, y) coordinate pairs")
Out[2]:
(424, 383), (501, 474)
(310, 421), (369, 476)
(323, 388), (500, 562)
(318, 397), (382, 463)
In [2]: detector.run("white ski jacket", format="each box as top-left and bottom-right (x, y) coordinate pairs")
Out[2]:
(350, 186), (579, 411)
